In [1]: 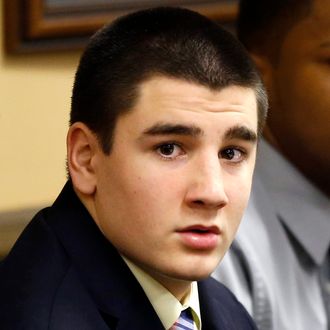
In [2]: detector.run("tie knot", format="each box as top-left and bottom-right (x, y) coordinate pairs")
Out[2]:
(171, 308), (195, 330)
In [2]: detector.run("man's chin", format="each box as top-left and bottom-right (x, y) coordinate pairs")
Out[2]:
(165, 267), (215, 282)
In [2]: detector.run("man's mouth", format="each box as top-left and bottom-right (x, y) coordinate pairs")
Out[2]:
(177, 225), (221, 250)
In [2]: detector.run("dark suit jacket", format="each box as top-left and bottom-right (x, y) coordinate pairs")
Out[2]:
(0, 182), (257, 329)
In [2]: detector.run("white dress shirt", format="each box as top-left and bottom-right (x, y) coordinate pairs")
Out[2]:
(213, 140), (330, 330)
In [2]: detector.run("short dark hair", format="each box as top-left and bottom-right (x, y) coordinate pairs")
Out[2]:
(71, 7), (267, 154)
(237, 0), (312, 60)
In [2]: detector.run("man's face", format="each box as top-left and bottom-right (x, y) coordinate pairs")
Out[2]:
(266, 0), (330, 194)
(91, 77), (258, 292)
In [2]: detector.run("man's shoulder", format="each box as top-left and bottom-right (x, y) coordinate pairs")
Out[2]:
(0, 207), (75, 328)
(0, 207), (70, 281)
(0, 184), (135, 329)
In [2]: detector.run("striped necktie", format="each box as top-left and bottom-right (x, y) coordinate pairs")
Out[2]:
(170, 308), (195, 330)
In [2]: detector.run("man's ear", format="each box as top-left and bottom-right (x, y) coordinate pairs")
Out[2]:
(250, 52), (274, 93)
(67, 122), (99, 196)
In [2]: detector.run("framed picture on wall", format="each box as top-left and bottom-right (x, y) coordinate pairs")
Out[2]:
(4, 0), (238, 53)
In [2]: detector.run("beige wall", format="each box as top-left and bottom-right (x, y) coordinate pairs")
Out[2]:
(0, 5), (82, 254)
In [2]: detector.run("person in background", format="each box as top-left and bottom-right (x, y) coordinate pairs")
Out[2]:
(0, 7), (268, 330)
(213, 0), (330, 329)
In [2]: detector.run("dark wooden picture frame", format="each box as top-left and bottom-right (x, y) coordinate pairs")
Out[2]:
(4, 0), (238, 53)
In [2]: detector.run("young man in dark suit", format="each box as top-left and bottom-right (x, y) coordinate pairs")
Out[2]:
(0, 7), (267, 329)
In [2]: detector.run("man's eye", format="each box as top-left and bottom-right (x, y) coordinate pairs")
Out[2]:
(156, 143), (184, 159)
(220, 148), (245, 163)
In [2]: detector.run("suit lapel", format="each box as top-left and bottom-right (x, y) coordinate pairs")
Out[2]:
(198, 278), (257, 330)
(199, 278), (246, 330)
(198, 280), (225, 330)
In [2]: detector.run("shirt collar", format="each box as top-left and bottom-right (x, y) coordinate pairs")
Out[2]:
(122, 256), (201, 330)
(255, 140), (330, 265)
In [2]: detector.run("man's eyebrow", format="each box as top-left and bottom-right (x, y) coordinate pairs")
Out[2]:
(143, 123), (203, 137)
(224, 125), (257, 142)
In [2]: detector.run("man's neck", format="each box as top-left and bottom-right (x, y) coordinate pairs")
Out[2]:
(141, 266), (193, 303)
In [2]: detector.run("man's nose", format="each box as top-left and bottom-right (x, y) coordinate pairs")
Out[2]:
(185, 156), (229, 209)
